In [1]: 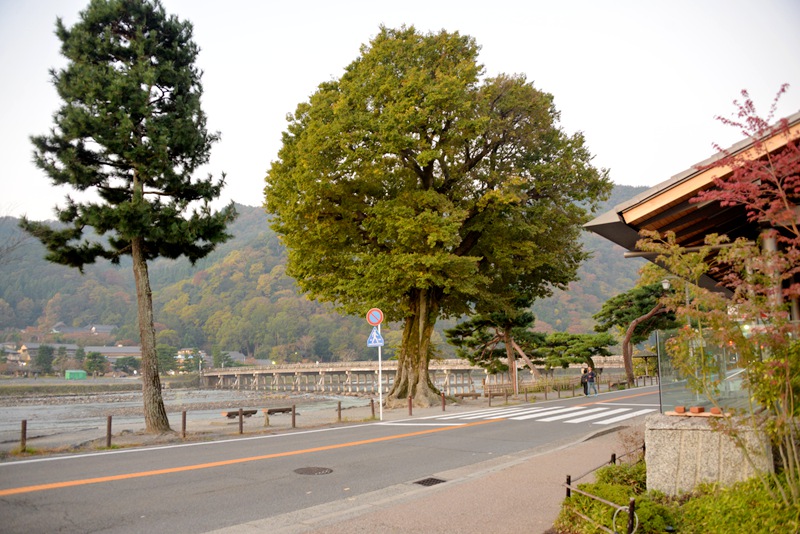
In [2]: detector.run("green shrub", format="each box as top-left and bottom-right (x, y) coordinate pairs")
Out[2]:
(555, 462), (676, 534)
(677, 478), (800, 533)
(595, 461), (646, 494)
(555, 465), (800, 534)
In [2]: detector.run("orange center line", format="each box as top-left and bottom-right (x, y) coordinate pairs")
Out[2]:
(0, 419), (499, 497)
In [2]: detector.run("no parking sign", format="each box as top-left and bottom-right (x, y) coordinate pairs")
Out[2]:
(366, 308), (383, 326)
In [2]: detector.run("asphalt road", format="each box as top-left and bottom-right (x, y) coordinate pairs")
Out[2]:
(0, 387), (659, 534)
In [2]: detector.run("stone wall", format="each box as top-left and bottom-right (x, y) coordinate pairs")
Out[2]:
(645, 413), (773, 495)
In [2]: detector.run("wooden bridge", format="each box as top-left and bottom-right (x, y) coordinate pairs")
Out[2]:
(200, 357), (625, 396)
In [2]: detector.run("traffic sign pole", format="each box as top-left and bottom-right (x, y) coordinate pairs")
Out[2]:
(377, 323), (383, 421)
(366, 308), (384, 421)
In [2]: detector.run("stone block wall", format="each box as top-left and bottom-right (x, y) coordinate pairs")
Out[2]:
(645, 413), (773, 495)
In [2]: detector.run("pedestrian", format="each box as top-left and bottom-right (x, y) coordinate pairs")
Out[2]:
(581, 367), (588, 396)
(587, 366), (598, 396)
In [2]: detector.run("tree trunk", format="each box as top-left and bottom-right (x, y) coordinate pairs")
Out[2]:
(387, 288), (440, 408)
(132, 237), (172, 433)
(623, 303), (665, 386)
(503, 328), (518, 395)
(510, 339), (542, 379)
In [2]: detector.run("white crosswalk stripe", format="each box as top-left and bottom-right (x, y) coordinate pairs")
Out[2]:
(425, 405), (656, 426)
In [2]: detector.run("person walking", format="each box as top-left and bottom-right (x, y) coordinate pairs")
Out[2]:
(581, 367), (588, 396)
(587, 367), (598, 396)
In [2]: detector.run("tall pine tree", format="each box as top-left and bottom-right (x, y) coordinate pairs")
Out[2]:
(21, 0), (236, 432)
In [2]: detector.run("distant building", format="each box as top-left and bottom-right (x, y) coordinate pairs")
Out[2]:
(50, 322), (118, 336)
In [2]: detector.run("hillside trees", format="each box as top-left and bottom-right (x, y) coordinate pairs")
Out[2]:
(265, 26), (611, 407)
(19, 0), (236, 432)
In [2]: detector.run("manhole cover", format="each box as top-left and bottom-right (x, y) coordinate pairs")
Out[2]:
(414, 477), (446, 487)
(294, 467), (333, 475)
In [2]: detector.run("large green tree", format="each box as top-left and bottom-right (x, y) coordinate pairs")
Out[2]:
(20, 0), (236, 432)
(265, 26), (610, 407)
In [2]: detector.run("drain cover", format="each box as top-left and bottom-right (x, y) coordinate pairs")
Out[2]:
(414, 477), (446, 487)
(294, 467), (333, 475)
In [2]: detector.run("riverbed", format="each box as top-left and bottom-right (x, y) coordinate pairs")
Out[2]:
(0, 378), (370, 449)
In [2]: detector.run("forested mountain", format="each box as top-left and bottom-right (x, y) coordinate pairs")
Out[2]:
(0, 185), (648, 361)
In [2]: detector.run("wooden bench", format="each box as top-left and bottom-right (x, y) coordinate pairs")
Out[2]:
(262, 407), (293, 427)
(263, 407), (292, 415)
(453, 392), (481, 399)
(222, 409), (258, 419)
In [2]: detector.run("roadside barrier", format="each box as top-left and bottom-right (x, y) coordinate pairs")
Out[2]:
(11, 400), (379, 453)
(563, 444), (645, 534)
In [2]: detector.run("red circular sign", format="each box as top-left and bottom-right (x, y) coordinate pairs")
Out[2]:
(366, 308), (384, 326)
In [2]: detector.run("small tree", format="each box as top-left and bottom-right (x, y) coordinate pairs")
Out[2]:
(594, 279), (679, 386)
(637, 87), (800, 506)
(20, 0), (236, 432)
(114, 356), (140, 374)
(34, 345), (55, 374)
(446, 306), (545, 381)
(156, 344), (177, 374)
(84, 351), (108, 375)
(74, 346), (86, 364)
(526, 332), (616, 371)
(447, 313), (615, 377)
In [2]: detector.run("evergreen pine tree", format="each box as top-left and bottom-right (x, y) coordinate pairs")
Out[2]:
(20, 0), (236, 432)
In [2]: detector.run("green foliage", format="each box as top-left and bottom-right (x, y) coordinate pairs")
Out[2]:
(629, 89), (800, 510)
(677, 479), (800, 533)
(1, 184), (646, 356)
(156, 344), (176, 374)
(593, 282), (678, 344)
(265, 25), (611, 403)
(594, 461), (647, 494)
(527, 332), (616, 369)
(19, 0), (239, 430)
(557, 480), (676, 534)
(83, 351), (108, 374)
(113, 356), (140, 374)
(445, 304), (541, 373)
(34, 345), (55, 374)
(20, 0), (236, 271)
(555, 463), (800, 534)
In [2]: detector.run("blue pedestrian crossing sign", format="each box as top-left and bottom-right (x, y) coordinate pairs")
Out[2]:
(367, 326), (384, 347)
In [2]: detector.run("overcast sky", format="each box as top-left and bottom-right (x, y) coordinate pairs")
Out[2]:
(1, 0), (799, 221)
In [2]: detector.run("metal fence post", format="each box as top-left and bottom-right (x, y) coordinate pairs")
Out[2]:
(627, 498), (636, 534)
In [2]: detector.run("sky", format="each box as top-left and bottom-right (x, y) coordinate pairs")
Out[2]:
(1, 0), (799, 221)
